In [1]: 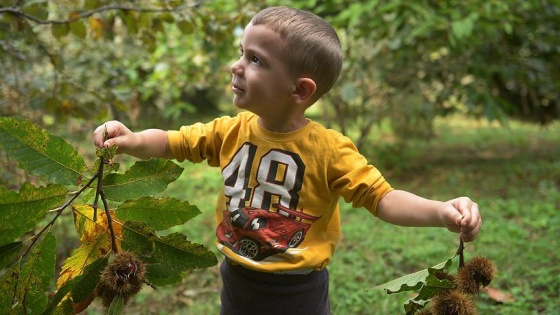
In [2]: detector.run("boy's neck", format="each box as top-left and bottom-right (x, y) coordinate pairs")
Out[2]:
(257, 116), (309, 133)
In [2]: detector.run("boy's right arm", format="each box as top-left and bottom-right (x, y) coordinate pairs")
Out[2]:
(92, 121), (172, 160)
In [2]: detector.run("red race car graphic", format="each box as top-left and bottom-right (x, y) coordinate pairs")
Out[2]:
(216, 204), (321, 261)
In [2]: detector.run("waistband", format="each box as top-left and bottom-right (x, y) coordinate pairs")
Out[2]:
(225, 259), (316, 277)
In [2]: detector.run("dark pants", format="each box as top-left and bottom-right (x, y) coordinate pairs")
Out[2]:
(220, 260), (330, 315)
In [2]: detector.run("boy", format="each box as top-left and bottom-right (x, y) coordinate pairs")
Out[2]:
(93, 6), (481, 315)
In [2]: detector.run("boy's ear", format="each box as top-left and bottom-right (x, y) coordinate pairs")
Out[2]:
(292, 78), (317, 104)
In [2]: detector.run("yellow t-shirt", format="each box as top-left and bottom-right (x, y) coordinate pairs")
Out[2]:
(168, 112), (393, 273)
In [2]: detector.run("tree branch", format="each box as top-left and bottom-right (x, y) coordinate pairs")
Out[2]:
(22, 173), (99, 258)
(0, 1), (206, 25)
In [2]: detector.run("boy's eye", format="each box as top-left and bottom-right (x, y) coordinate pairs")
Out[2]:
(250, 55), (261, 64)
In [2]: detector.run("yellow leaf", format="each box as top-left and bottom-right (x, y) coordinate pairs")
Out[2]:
(57, 204), (123, 289)
(89, 17), (104, 40)
(72, 204), (122, 244)
(56, 235), (110, 288)
(68, 11), (80, 22)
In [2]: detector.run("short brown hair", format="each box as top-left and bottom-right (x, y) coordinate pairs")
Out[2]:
(251, 6), (342, 101)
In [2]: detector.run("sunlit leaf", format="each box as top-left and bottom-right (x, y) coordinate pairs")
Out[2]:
(57, 236), (111, 291)
(0, 117), (88, 186)
(72, 204), (122, 243)
(89, 17), (104, 40)
(0, 183), (67, 246)
(116, 196), (200, 231)
(403, 273), (455, 314)
(103, 159), (183, 202)
(56, 205), (121, 291)
(373, 258), (453, 294)
(15, 232), (56, 314)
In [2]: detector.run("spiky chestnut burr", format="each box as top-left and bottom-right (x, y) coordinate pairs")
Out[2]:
(456, 256), (496, 294)
(430, 290), (477, 315)
(95, 251), (146, 307)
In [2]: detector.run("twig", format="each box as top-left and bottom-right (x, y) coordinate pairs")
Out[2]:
(457, 238), (465, 269)
(100, 188), (118, 254)
(0, 2), (206, 25)
(92, 157), (104, 222)
(22, 173), (99, 258)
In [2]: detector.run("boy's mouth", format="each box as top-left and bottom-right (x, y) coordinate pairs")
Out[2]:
(232, 83), (245, 93)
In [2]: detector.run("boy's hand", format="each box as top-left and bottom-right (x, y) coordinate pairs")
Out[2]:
(92, 121), (171, 159)
(440, 197), (481, 242)
(92, 121), (134, 153)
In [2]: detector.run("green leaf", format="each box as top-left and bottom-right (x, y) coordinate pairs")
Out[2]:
(177, 19), (195, 34)
(50, 299), (74, 315)
(70, 21), (87, 39)
(96, 144), (118, 161)
(107, 295), (125, 315)
(149, 232), (218, 285)
(121, 220), (156, 257)
(103, 159), (183, 202)
(373, 258), (453, 294)
(0, 183), (67, 246)
(0, 242), (22, 269)
(116, 196), (200, 231)
(23, 1), (49, 20)
(51, 23), (70, 39)
(41, 257), (108, 315)
(0, 116), (88, 186)
(404, 273), (455, 314)
(0, 263), (20, 314)
(118, 10), (139, 35)
(84, 0), (101, 10)
(121, 221), (217, 286)
(451, 12), (479, 41)
(16, 232), (57, 314)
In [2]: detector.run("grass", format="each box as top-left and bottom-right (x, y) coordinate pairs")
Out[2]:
(85, 116), (559, 314)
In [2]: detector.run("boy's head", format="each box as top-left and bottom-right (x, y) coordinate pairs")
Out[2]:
(251, 6), (343, 102)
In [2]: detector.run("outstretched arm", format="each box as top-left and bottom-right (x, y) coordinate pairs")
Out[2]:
(92, 121), (173, 160)
(377, 190), (481, 242)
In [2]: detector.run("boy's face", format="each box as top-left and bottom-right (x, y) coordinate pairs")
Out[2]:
(230, 23), (297, 117)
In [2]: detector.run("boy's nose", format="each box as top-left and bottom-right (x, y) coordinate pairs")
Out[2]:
(230, 59), (243, 75)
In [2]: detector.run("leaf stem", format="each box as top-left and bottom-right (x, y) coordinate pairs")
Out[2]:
(100, 188), (119, 254)
(93, 158), (104, 222)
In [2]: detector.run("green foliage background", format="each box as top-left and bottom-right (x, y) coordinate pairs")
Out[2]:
(1, 0), (559, 314)
(1, 0), (558, 135)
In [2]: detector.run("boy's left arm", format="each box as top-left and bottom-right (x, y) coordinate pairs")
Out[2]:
(376, 190), (481, 242)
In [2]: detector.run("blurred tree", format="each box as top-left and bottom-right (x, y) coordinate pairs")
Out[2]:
(0, 0), (259, 128)
(1, 0), (558, 142)
(289, 0), (559, 147)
